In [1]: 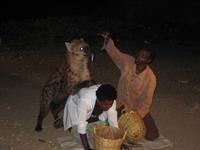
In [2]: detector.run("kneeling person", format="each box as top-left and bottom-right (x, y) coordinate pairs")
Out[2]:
(63, 84), (118, 150)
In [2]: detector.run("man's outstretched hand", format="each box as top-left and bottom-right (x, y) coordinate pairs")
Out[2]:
(97, 32), (110, 39)
(97, 32), (111, 50)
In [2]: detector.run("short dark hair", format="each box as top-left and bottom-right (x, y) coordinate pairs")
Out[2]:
(96, 84), (117, 101)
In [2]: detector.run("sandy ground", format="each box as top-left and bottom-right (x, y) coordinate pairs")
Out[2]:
(0, 40), (200, 150)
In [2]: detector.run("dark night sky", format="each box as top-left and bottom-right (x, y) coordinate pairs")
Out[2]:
(0, 0), (200, 38)
(1, 1), (199, 20)
(0, 1), (120, 19)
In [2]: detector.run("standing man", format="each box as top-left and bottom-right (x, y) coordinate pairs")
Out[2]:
(99, 32), (159, 141)
(63, 83), (118, 150)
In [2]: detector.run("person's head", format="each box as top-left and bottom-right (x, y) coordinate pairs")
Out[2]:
(135, 46), (156, 65)
(96, 84), (117, 111)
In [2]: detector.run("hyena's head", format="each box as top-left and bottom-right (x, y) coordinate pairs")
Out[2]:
(65, 38), (94, 63)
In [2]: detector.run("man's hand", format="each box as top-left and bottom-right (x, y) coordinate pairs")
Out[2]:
(97, 32), (110, 39)
(117, 104), (134, 118)
(117, 105), (125, 118)
(97, 32), (111, 50)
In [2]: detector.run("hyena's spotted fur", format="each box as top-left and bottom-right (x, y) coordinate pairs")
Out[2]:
(35, 38), (95, 131)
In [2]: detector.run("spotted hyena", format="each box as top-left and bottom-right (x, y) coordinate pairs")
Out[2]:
(35, 38), (95, 131)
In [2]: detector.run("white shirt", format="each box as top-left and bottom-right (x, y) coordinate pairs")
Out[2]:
(63, 84), (118, 134)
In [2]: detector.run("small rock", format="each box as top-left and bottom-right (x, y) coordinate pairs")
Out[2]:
(178, 80), (189, 84)
(7, 106), (11, 110)
(14, 122), (21, 127)
(189, 103), (200, 113)
(38, 139), (46, 143)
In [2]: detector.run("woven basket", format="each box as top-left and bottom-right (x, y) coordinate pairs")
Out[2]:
(93, 125), (126, 150)
(118, 111), (146, 143)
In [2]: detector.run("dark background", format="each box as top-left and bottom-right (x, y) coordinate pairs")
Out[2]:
(1, 1), (199, 22)
(0, 0), (200, 48)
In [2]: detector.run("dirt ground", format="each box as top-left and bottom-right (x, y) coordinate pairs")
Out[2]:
(0, 40), (200, 150)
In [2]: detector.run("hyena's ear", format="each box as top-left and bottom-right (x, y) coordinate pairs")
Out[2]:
(65, 42), (72, 52)
(80, 38), (84, 42)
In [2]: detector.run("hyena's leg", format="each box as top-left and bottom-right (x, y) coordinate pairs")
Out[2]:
(35, 102), (50, 132)
(52, 105), (65, 128)
(50, 97), (67, 128)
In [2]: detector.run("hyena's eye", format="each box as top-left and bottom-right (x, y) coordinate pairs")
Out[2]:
(80, 46), (91, 53)
(80, 47), (84, 51)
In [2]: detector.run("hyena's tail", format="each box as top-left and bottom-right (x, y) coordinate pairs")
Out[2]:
(35, 99), (50, 132)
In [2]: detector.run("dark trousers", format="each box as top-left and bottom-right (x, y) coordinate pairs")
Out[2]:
(143, 112), (159, 141)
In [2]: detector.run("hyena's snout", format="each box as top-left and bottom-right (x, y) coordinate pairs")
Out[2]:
(81, 46), (95, 62)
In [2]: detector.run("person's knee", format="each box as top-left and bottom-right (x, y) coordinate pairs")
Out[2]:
(143, 112), (159, 141)
(145, 132), (159, 141)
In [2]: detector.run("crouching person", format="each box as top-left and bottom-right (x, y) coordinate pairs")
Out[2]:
(63, 84), (118, 150)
